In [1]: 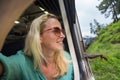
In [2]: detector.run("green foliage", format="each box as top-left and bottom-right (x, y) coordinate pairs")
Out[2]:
(87, 20), (120, 80)
(98, 20), (120, 43)
(92, 56), (120, 80)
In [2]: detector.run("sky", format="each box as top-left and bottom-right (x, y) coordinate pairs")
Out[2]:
(75, 0), (112, 37)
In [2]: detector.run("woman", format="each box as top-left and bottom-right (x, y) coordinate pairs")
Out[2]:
(0, 13), (74, 80)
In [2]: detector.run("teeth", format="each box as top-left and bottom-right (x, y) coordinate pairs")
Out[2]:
(59, 42), (62, 43)
(57, 41), (62, 44)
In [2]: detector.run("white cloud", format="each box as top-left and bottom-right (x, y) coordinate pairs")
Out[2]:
(75, 0), (112, 37)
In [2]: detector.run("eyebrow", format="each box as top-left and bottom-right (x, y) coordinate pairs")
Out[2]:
(40, 27), (61, 34)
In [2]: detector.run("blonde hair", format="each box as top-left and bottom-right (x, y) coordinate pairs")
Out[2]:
(24, 13), (69, 78)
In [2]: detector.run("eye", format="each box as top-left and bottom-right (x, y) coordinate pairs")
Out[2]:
(54, 27), (61, 33)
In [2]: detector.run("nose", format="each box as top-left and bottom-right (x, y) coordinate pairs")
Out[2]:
(60, 31), (65, 38)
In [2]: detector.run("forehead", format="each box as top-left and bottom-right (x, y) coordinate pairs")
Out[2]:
(44, 18), (61, 28)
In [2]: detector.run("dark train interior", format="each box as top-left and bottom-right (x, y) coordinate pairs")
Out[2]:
(1, 0), (75, 56)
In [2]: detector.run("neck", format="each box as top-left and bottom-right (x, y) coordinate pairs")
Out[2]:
(45, 54), (55, 64)
(42, 49), (56, 65)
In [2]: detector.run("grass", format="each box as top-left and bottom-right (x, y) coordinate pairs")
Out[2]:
(86, 20), (120, 80)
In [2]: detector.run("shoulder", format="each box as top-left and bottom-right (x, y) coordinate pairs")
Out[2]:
(13, 50), (33, 64)
(0, 50), (31, 65)
(9, 50), (26, 61)
(64, 51), (72, 59)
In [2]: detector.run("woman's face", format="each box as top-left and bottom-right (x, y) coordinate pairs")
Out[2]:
(40, 18), (65, 52)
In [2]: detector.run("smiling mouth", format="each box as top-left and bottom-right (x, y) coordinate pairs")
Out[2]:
(57, 41), (61, 43)
(57, 41), (63, 45)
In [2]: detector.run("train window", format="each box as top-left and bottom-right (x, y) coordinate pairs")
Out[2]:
(0, 0), (95, 80)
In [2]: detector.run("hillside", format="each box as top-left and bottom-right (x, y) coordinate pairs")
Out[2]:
(87, 20), (120, 80)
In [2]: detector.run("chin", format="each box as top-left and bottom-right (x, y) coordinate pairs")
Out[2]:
(55, 47), (64, 51)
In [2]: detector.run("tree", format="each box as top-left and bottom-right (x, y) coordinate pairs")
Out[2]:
(97, 0), (120, 22)
(90, 19), (105, 35)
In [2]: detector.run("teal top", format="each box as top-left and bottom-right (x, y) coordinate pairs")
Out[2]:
(0, 50), (74, 80)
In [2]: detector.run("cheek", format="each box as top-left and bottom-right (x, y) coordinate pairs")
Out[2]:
(41, 34), (56, 45)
